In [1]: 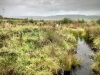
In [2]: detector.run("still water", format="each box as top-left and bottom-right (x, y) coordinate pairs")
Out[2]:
(64, 38), (94, 75)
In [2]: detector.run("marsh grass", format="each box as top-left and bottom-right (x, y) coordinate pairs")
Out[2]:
(91, 52), (100, 74)
(1, 18), (100, 75)
(93, 38), (100, 50)
(62, 54), (81, 71)
(0, 25), (81, 75)
(85, 26), (100, 74)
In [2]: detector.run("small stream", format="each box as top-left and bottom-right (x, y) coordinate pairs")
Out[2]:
(64, 38), (94, 75)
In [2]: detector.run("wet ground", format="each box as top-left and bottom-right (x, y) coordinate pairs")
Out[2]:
(64, 38), (94, 75)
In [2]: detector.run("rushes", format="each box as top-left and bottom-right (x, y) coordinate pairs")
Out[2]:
(93, 38), (100, 50)
(91, 52), (100, 74)
(62, 54), (81, 71)
(0, 25), (80, 75)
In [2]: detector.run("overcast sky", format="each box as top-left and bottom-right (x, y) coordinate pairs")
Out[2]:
(0, 0), (100, 17)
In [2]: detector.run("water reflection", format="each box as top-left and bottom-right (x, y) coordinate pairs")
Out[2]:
(64, 38), (94, 75)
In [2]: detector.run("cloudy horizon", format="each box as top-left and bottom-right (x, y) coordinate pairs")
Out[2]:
(0, 0), (100, 17)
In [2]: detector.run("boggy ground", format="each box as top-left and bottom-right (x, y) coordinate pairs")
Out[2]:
(0, 18), (100, 75)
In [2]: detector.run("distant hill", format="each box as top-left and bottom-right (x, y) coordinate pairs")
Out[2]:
(14, 15), (100, 20)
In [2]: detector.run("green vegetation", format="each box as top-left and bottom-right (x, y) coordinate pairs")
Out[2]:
(96, 19), (100, 24)
(93, 38), (100, 50)
(0, 24), (81, 75)
(92, 52), (100, 74)
(0, 15), (3, 19)
(7, 19), (14, 24)
(57, 18), (72, 24)
(78, 19), (85, 23)
(22, 18), (29, 23)
(0, 18), (100, 75)
(84, 25), (100, 74)
(0, 20), (2, 24)
(29, 19), (35, 23)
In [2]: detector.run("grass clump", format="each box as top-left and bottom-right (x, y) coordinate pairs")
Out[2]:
(93, 38), (100, 50)
(86, 26), (100, 39)
(0, 25), (80, 75)
(62, 54), (81, 71)
(91, 52), (100, 74)
(70, 28), (87, 40)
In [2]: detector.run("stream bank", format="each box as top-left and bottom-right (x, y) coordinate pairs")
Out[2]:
(63, 38), (94, 75)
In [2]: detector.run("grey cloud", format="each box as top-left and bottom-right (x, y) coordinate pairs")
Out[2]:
(0, 0), (100, 17)
(41, 0), (52, 5)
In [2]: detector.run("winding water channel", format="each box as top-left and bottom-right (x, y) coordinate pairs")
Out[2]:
(64, 38), (94, 75)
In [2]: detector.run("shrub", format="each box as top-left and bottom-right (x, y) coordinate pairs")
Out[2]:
(96, 19), (100, 24)
(22, 18), (29, 23)
(78, 19), (85, 23)
(60, 18), (72, 24)
(0, 20), (2, 24)
(0, 15), (3, 19)
(29, 19), (35, 23)
(7, 20), (14, 24)
(40, 19), (44, 22)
